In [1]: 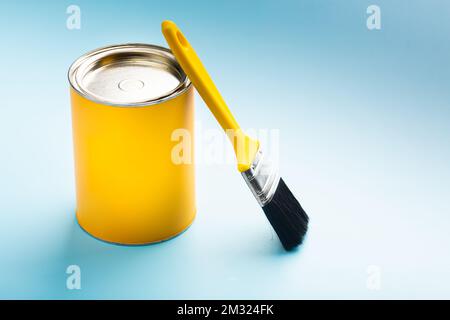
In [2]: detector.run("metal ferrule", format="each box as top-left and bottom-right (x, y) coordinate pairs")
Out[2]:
(241, 148), (280, 207)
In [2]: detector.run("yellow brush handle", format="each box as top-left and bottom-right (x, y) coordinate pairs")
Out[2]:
(162, 20), (259, 172)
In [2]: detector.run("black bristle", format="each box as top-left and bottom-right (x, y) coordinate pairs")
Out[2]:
(262, 178), (309, 250)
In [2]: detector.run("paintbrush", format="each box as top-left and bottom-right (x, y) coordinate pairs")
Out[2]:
(162, 21), (309, 250)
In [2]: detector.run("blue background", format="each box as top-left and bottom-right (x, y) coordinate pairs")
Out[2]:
(0, 0), (449, 299)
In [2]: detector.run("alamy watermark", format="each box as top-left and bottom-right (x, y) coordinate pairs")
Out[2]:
(170, 123), (280, 171)
(366, 265), (382, 291)
(367, 5), (381, 30)
(66, 5), (81, 30)
(66, 265), (81, 290)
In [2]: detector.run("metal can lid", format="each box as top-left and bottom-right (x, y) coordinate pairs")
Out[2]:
(68, 44), (191, 107)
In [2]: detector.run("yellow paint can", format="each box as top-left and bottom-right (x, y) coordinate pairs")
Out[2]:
(68, 44), (195, 244)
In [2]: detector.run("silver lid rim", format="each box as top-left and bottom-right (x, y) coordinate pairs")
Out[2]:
(68, 43), (192, 108)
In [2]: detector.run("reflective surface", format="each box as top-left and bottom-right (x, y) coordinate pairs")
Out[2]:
(69, 44), (190, 106)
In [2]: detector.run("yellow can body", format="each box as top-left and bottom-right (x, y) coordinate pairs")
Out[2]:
(69, 44), (195, 244)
